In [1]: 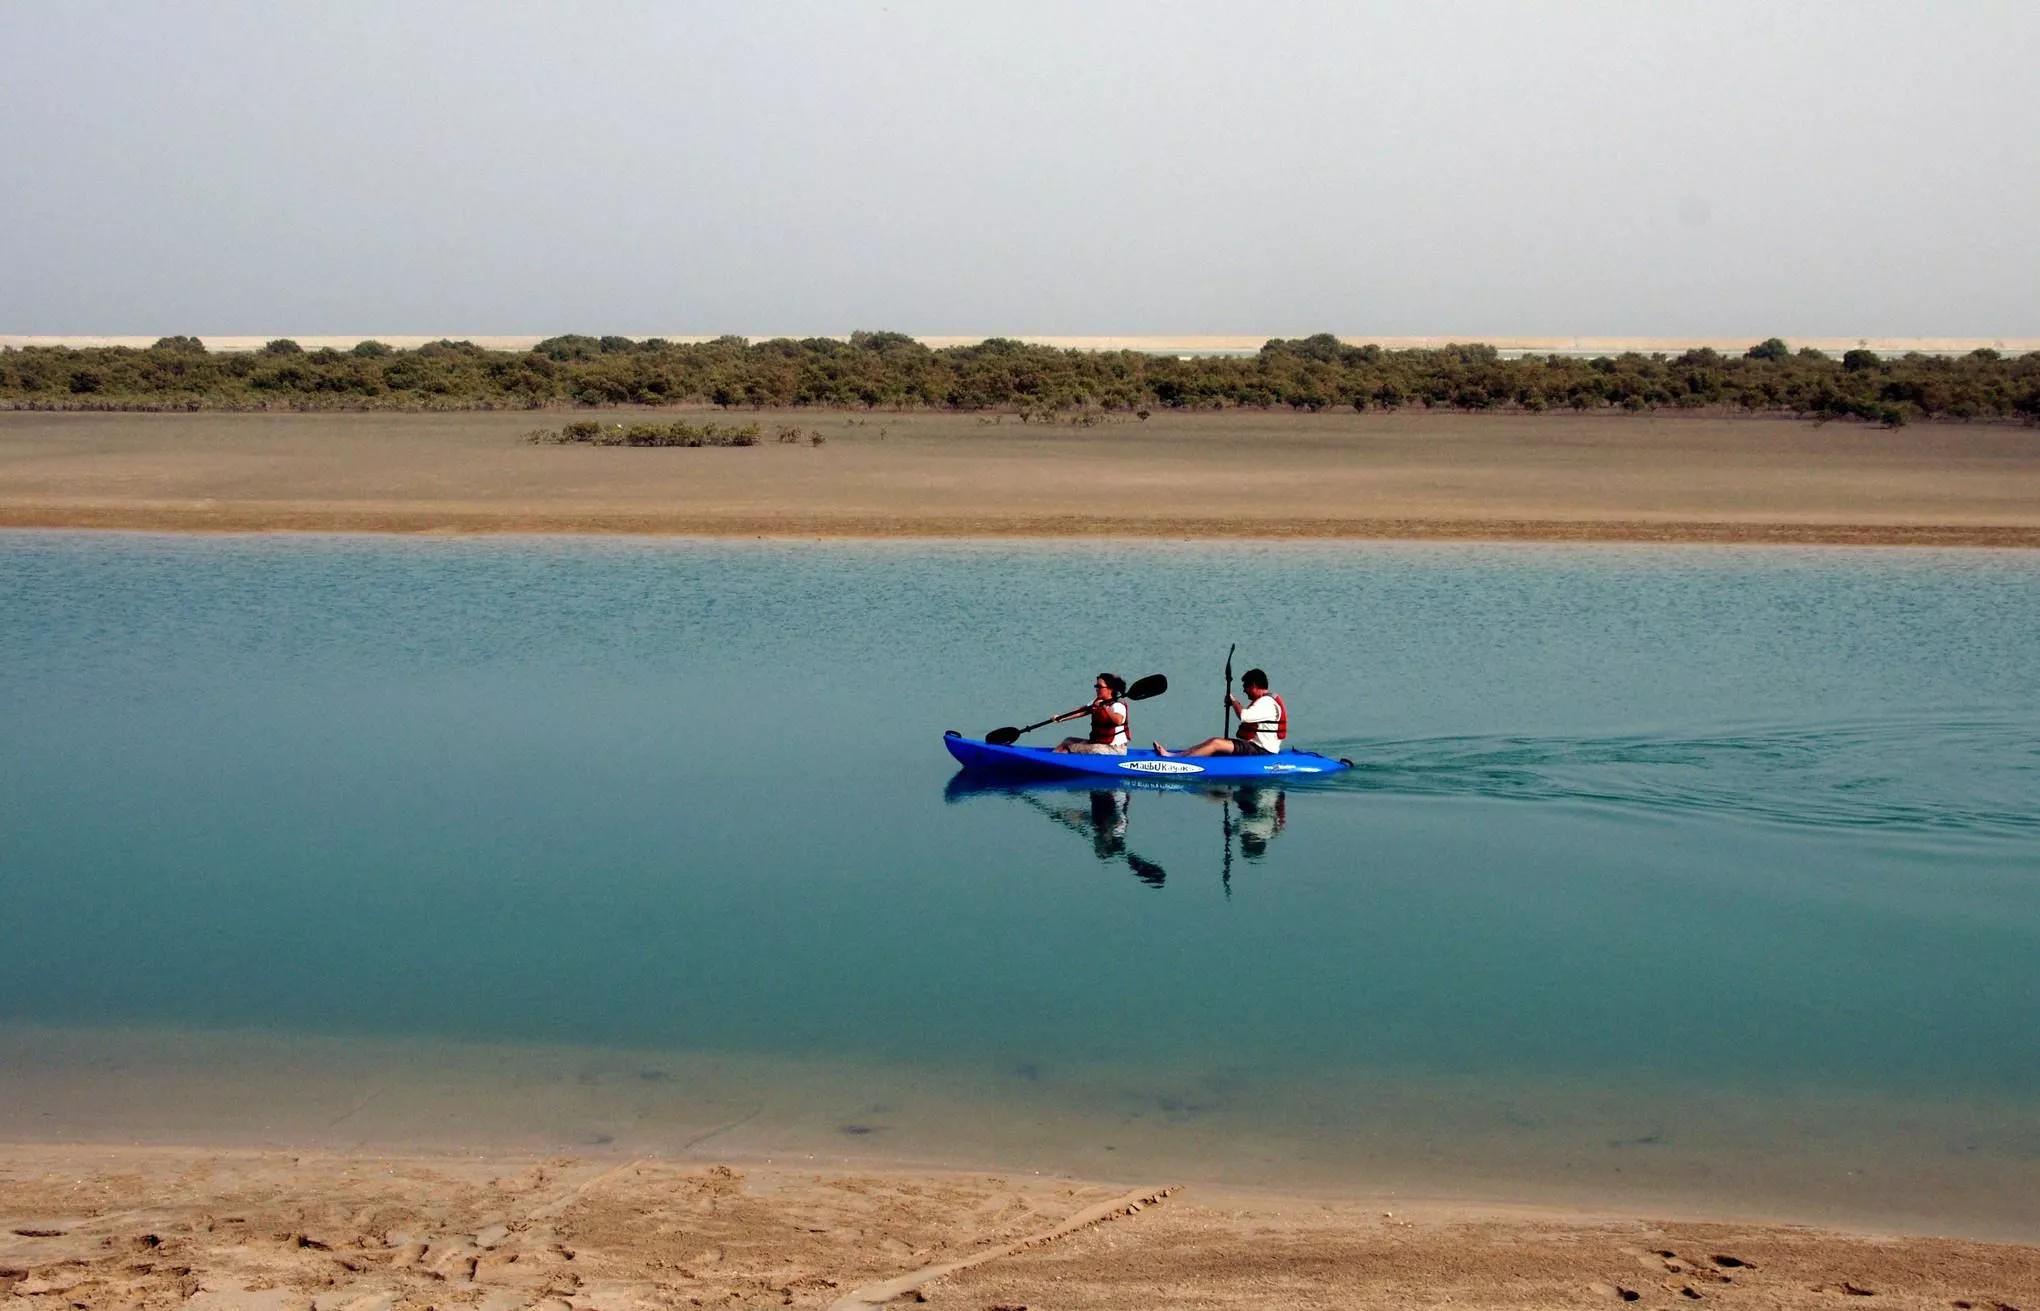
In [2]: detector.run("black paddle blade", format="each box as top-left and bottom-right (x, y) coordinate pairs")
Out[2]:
(1127, 673), (1168, 700)
(1125, 853), (1167, 887)
(985, 726), (1023, 746)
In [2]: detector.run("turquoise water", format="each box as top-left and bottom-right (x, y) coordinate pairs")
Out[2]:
(2, 533), (2037, 1226)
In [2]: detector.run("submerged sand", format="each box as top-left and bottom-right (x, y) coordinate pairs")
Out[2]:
(2, 409), (2038, 544)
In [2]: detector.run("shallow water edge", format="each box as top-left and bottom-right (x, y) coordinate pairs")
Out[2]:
(4, 1024), (2033, 1244)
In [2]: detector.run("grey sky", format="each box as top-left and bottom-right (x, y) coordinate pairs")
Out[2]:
(3, 0), (2035, 338)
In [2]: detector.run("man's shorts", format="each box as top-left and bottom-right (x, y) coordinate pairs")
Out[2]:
(1064, 742), (1129, 755)
(1233, 739), (1274, 756)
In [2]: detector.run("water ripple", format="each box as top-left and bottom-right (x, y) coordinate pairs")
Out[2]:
(1320, 715), (2040, 841)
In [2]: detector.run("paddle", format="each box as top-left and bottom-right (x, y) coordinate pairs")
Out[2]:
(1221, 644), (1235, 897)
(1221, 642), (1235, 737)
(984, 673), (1169, 746)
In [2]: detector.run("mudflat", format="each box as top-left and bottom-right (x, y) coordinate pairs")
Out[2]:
(3, 408), (2038, 543)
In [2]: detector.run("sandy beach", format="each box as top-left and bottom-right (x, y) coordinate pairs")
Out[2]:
(5, 1146), (2039, 1310)
(2, 409), (2038, 544)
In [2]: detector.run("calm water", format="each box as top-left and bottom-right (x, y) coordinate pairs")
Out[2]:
(2, 533), (2036, 1230)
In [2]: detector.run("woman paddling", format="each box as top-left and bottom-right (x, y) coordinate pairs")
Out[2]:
(1154, 667), (1286, 757)
(1052, 672), (1132, 755)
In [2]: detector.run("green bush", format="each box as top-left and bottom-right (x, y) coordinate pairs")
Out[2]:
(7, 333), (2036, 425)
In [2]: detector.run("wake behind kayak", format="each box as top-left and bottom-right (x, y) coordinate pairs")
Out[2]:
(944, 731), (1353, 779)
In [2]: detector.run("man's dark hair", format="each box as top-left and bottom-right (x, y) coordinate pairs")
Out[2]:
(1097, 672), (1127, 696)
(1242, 668), (1269, 689)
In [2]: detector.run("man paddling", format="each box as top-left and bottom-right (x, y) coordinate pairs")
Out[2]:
(1052, 673), (1132, 755)
(1154, 667), (1286, 757)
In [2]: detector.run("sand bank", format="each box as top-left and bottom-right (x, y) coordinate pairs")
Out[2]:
(3, 409), (2038, 544)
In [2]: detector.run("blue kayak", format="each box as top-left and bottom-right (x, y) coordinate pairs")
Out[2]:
(944, 731), (1353, 779)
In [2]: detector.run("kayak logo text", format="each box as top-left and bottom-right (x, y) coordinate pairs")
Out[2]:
(1118, 760), (1206, 774)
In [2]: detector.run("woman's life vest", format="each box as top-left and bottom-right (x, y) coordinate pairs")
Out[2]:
(1088, 697), (1131, 747)
(1235, 693), (1287, 751)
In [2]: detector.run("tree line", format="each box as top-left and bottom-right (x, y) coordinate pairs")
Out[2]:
(4, 332), (2035, 427)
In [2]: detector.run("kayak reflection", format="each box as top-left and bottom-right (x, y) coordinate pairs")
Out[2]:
(943, 773), (1291, 894)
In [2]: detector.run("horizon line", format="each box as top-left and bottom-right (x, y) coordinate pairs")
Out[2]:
(4, 333), (2035, 358)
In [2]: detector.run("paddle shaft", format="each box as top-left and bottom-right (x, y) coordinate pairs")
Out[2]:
(1221, 790), (1234, 899)
(1220, 647), (1239, 894)
(1222, 642), (1235, 737)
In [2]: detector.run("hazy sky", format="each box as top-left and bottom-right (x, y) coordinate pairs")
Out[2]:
(3, 1), (2035, 337)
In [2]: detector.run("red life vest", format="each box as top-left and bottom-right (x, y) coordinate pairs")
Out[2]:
(1238, 693), (1288, 745)
(1088, 698), (1130, 747)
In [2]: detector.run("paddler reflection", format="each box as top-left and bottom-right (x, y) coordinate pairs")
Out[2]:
(1204, 783), (1288, 897)
(1223, 784), (1288, 858)
(942, 771), (1296, 892)
(1018, 789), (1167, 887)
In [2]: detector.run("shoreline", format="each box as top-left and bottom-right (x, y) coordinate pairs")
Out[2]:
(5, 507), (2040, 546)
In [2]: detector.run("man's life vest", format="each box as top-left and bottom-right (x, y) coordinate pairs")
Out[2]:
(1237, 693), (1288, 744)
(1089, 697), (1131, 747)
